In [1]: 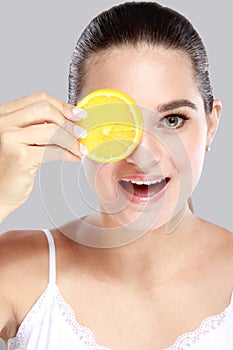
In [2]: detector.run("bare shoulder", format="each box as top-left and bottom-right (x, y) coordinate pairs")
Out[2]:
(203, 215), (232, 238)
(0, 229), (56, 295)
(0, 229), (49, 339)
(0, 229), (49, 274)
(196, 216), (233, 265)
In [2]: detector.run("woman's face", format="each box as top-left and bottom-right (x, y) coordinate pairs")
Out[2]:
(80, 47), (220, 232)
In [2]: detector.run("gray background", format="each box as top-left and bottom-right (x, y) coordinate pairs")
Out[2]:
(0, 0), (232, 348)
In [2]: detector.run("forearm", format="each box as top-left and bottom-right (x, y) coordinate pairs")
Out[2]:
(0, 205), (16, 224)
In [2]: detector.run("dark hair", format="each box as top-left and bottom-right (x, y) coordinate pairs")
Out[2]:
(68, 1), (213, 114)
(69, 1), (214, 214)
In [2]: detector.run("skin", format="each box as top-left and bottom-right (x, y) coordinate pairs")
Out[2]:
(74, 46), (223, 268)
(0, 92), (85, 222)
(1, 47), (233, 349)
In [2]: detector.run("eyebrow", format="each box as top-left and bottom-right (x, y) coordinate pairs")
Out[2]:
(157, 100), (198, 113)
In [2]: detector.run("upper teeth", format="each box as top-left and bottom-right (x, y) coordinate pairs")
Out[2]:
(123, 178), (166, 185)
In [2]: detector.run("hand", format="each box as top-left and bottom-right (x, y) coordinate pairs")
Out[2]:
(0, 91), (87, 221)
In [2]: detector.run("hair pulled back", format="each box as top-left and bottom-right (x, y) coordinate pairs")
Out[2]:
(69, 1), (213, 115)
(69, 2), (214, 213)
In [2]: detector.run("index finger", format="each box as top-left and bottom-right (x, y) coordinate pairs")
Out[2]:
(0, 91), (76, 119)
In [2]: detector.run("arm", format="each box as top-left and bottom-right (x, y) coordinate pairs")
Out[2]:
(0, 229), (51, 343)
(0, 206), (18, 224)
(0, 232), (18, 342)
(0, 91), (85, 225)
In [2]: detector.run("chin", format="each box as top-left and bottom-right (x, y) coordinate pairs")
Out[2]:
(101, 192), (178, 230)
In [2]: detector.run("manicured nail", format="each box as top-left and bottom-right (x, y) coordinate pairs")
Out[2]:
(79, 143), (88, 156)
(72, 124), (87, 139)
(71, 107), (87, 120)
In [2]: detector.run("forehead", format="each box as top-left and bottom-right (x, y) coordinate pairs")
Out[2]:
(81, 46), (201, 109)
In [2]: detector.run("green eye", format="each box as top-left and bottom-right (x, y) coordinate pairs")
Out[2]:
(162, 114), (189, 129)
(165, 116), (180, 127)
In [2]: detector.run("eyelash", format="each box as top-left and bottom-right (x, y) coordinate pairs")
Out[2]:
(159, 114), (189, 130)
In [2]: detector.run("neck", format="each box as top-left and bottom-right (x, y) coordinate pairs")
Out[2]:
(79, 205), (199, 288)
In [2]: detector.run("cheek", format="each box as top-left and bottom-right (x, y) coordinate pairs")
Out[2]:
(189, 141), (206, 188)
(82, 159), (117, 201)
(158, 122), (207, 206)
(181, 124), (207, 188)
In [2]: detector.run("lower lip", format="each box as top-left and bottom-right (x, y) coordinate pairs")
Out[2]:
(117, 178), (171, 205)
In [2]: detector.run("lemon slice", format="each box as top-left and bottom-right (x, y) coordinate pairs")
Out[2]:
(76, 88), (143, 162)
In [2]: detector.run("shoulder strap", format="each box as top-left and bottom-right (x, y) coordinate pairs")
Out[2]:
(230, 290), (233, 305)
(41, 229), (56, 285)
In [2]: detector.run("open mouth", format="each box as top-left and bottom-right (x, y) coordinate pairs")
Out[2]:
(118, 177), (170, 198)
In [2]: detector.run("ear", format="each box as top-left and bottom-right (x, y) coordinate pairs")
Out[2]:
(206, 99), (222, 147)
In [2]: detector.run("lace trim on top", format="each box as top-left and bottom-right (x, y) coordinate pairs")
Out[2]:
(8, 283), (233, 350)
(8, 284), (111, 350)
(165, 302), (231, 349)
(53, 285), (111, 350)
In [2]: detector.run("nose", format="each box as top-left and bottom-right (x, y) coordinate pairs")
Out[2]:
(125, 128), (162, 169)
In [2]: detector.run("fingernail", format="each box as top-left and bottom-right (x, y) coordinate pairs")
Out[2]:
(73, 124), (87, 139)
(71, 107), (87, 120)
(79, 143), (88, 156)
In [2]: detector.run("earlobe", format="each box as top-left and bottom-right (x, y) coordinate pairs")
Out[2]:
(206, 99), (222, 147)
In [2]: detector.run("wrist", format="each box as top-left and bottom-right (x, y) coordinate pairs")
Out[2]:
(0, 204), (16, 223)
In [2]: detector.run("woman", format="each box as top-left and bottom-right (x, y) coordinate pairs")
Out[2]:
(0, 2), (232, 349)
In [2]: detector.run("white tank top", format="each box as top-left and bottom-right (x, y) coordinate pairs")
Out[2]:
(7, 229), (233, 350)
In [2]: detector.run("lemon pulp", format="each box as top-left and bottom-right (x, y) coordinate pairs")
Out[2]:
(76, 88), (143, 162)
